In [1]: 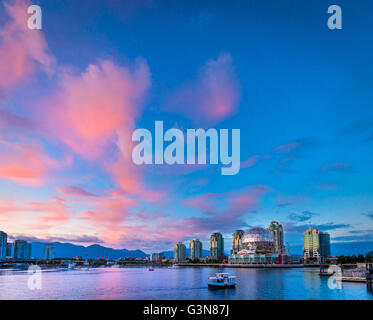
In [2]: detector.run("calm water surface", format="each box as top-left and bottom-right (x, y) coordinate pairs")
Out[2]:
(0, 266), (372, 300)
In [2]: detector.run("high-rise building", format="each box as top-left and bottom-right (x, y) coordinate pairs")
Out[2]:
(6, 243), (12, 258)
(174, 242), (186, 262)
(44, 243), (55, 260)
(0, 231), (7, 260)
(150, 252), (164, 262)
(231, 230), (244, 255)
(319, 232), (331, 257)
(190, 239), (202, 260)
(13, 240), (32, 260)
(303, 227), (330, 261)
(268, 221), (285, 253)
(210, 232), (224, 261)
(150, 253), (159, 262)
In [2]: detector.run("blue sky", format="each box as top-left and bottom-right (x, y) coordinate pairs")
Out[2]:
(0, 0), (372, 253)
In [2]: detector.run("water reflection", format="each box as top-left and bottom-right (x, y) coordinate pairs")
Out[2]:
(0, 266), (372, 300)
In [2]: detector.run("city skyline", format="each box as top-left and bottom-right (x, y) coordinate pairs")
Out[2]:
(0, 221), (340, 256)
(0, 0), (373, 253)
(0, 220), (328, 259)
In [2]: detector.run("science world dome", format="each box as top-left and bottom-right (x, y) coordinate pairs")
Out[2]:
(241, 227), (274, 253)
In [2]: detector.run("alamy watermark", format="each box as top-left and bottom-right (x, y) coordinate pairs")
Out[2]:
(327, 5), (342, 30)
(327, 265), (342, 290)
(27, 5), (42, 30)
(132, 121), (240, 175)
(27, 265), (42, 290)
(25, 4), (342, 31)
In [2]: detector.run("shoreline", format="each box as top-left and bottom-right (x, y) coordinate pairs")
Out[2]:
(177, 263), (308, 268)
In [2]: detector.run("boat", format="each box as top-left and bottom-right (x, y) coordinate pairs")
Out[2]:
(148, 267), (154, 271)
(67, 263), (76, 270)
(168, 264), (180, 269)
(208, 273), (237, 288)
(81, 260), (90, 270)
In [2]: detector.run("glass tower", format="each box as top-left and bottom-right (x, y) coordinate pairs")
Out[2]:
(44, 243), (55, 260)
(0, 231), (7, 260)
(231, 230), (244, 255)
(13, 240), (32, 260)
(303, 227), (330, 261)
(210, 232), (224, 261)
(268, 221), (285, 253)
(173, 242), (186, 262)
(190, 239), (202, 260)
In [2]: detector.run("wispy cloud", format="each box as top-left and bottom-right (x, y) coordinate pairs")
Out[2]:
(271, 138), (318, 174)
(276, 195), (308, 208)
(165, 53), (241, 125)
(273, 142), (302, 154)
(8, 233), (104, 244)
(284, 222), (350, 234)
(333, 229), (373, 242)
(0, 0), (54, 94)
(183, 185), (268, 233)
(287, 210), (319, 222)
(0, 140), (62, 186)
(315, 183), (337, 190)
(39, 59), (150, 159)
(57, 186), (99, 198)
(321, 162), (354, 174)
(341, 120), (373, 142)
(364, 211), (373, 220)
(241, 155), (261, 168)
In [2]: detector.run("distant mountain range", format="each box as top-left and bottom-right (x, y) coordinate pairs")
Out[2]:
(28, 241), (373, 259)
(30, 242), (147, 259)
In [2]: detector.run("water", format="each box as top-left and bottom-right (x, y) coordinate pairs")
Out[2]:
(0, 266), (372, 300)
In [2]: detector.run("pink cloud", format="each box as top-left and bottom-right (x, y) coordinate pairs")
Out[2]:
(1, 191), (137, 246)
(0, 110), (36, 132)
(29, 196), (71, 223)
(38, 58), (164, 201)
(106, 156), (164, 201)
(73, 185), (268, 249)
(182, 186), (268, 234)
(273, 141), (301, 154)
(40, 59), (150, 159)
(241, 155), (260, 168)
(8, 233), (104, 245)
(0, 0), (54, 93)
(0, 140), (60, 186)
(184, 195), (215, 212)
(0, 196), (72, 233)
(166, 53), (241, 125)
(57, 185), (99, 198)
(80, 195), (138, 244)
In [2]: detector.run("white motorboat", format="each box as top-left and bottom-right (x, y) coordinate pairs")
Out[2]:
(208, 273), (237, 288)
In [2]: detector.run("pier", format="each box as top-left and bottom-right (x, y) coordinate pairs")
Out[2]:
(318, 262), (373, 289)
(366, 263), (373, 290)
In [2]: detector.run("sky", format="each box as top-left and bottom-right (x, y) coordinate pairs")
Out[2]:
(0, 0), (373, 253)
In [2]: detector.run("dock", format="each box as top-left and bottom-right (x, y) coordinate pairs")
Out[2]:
(319, 263), (373, 288)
